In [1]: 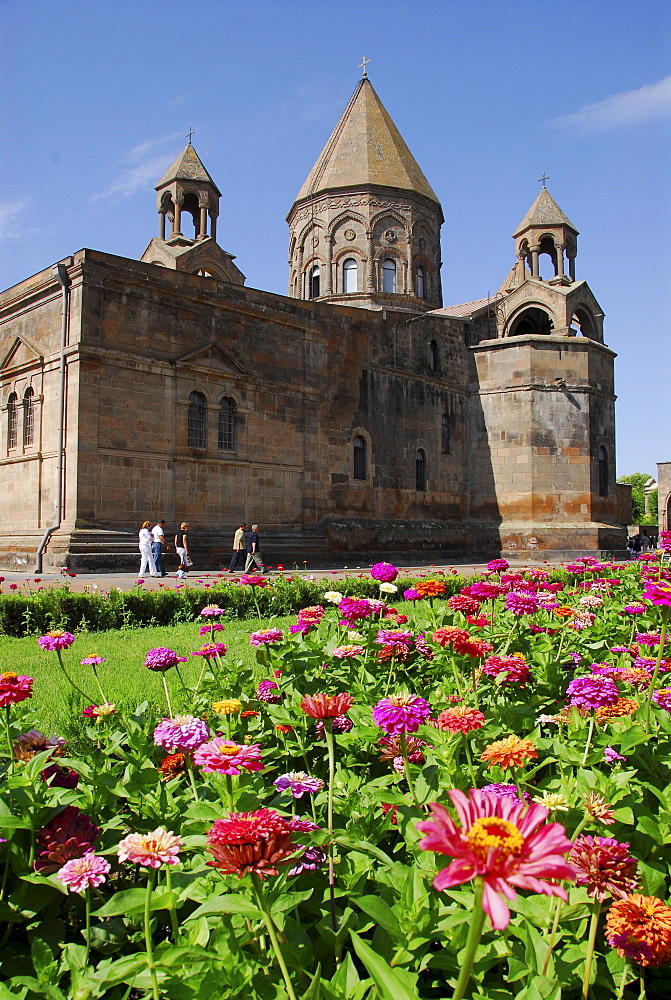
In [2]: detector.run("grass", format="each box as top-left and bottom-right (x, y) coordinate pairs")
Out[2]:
(0, 615), (294, 733)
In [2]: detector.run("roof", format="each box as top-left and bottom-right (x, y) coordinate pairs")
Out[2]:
(293, 78), (440, 205)
(429, 297), (495, 319)
(156, 144), (222, 196)
(513, 188), (578, 237)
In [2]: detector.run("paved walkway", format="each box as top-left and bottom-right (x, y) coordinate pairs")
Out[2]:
(0, 562), (493, 594)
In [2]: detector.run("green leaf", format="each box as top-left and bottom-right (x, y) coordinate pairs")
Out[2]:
(93, 888), (177, 917)
(353, 895), (400, 939)
(185, 893), (260, 921)
(349, 932), (420, 1000)
(302, 964), (322, 1000)
(333, 835), (394, 865)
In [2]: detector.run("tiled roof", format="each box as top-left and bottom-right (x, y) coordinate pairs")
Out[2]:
(513, 188), (578, 237)
(429, 297), (495, 318)
(156, 144), (221, 196)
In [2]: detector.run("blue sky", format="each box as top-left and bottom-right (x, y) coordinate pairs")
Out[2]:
(1, 0), (669, 479)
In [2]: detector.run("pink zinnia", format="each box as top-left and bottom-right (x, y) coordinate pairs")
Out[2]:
(332, 644), (364, 658)
(257, 680), (281, 703)
(483, 656), (532, 685)
(567, 675), (619, 710)
(57, 853), (111, 893)
(144, 647), (181, 671)
(338, 597), (373, 622)
(37, 630), (75, 651)
(199, 623), (224, 635)
(191, 642), (227, 658)
(117, 827), (182, 868)
(569, 835), (639, 901)
(487, 559), (509, 573)
(250, 628), (283, 646)
(372, 694), (431, 734)
(80, 655), (105, 666)
(643, 583), (671, 607)
(200, 605), (225, 617)
(417, 789), (576, 929)
(154, 715), (210, 753)
(0, 672), (33, 707)
(505, 591), (540, 616)
(193, 738), (263, 775)
(370, 562), (399, 583)
(434, 706), (485, 734)
(447, 594), (482, 616)
(375, 629), (413, 647)
(653, 688), (671, 712)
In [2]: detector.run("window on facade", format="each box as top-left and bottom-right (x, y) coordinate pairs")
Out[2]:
(353, 435), (367, 481)
(218, 396), (236, 451)
(417, 266), (425, 299)
(598, 445), (609, 497)
(23, 387), (34, 447)
(382, 258), (396, 293)
(343, 257), (357, 294)
(309, 265), (320, 299)
(441, 414), (450, 454)
(429, 340), (438, 371)
(7, 392), (17, 450)
(416, 449), (426, 491)
(187, 391), (207, 449)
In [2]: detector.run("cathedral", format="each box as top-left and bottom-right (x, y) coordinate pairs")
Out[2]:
(0, 75), (628, 571)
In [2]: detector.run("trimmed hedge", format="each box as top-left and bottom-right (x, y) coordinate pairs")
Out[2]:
(0, 568), (573, 637)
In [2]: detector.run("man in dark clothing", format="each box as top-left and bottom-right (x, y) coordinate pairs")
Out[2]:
(244, 524), (265, 573)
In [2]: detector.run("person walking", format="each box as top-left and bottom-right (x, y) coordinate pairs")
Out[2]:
(244, 523), (266, 573)
(228, 522), (247, 572)
(151, 520), (167, 577)
(174, 522), (190, 579)
(139, 521), (158, 577)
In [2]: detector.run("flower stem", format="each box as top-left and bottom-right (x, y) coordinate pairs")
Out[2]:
(644, 605), (669, 733)
(461, 734), (478, 787)
(581, 715), (596, 767)
(323, 719), (338, 933)
(194, 658), (208, 695)
(91, 664), (107, 703)
(581, 899), (601, 999)
(84, 887), (92, 964)
(144, 868), (160, 1000)
(161, 674), (173, 717)
(400, 732), (422, 810)
(616, 959), (630, 999)
(56, 649), (94, 703)
(3, 707), (13, 763)
(250, 873), (298, 1000)
(164, 865), (179, 943)
(451, 877), (486, 1000)
(541, 896), (563, 977)
(225, 773), (235, 811)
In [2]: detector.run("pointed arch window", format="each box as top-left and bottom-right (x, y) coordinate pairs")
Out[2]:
(343, 258), (358, 294)
(353, 435), (367, 481)
(415, 449), (426, 491)
(416, 266), (425, 299)
(218, 396), (236, 452)
(382, 258), (396, 293)
(7, 392), (17, 450)
(441, 414), (451, 455)
(187, 391), (207, 449)
(309, 264), (320, 299)
(23, 387), (34, 447)
(429, 340), (438, 371)
(598, 446), (609, 497)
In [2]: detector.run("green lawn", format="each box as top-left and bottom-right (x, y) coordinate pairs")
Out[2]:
(0, 615), (294, 733)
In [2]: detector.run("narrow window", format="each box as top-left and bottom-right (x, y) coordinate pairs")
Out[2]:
(416, 266), (425, 299)
(382, 258), (396, 293)
(187, 391), (207, 449)
(218, 396), (236, 451)
(353, 435), (367, 481)
(343, 257), (358, 293)
(598, 445), (609, 497)
(441, 414), (450, 455)
(309, 264), (320, 299)
(23, 387), (34, 447)
(429, 340), (438, 371)
(7, 392), (17, 450)
(416, 448), (426, 491)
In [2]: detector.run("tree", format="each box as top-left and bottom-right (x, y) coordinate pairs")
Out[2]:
(617, 473), (657, 524)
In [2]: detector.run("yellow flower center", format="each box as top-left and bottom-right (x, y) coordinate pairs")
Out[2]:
(1, 672), (18, 681)
(49, 631), (65, 638)
(466, 817), (524, 859)
(218, 743), (240, 756)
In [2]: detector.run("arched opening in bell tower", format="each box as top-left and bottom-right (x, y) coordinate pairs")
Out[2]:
(508, 306), (553, 337)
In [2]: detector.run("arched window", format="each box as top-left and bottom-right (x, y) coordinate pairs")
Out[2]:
(416, 266), (425, 299)
(218, 396), (236, 452)
(187, 391), (207, 449)
(429, 340), (438, 371)
(353, 435), (367, 481)
(382, 258), (396, 293)
(441, 414), (450, 455)
(415, 449), (426, 491)
(23, 387), (34, 447)
(598, 446), (609, 497)
(309, 264), (320, 299)
(7, 392), (17, 450)
(343, 257), (358, 294)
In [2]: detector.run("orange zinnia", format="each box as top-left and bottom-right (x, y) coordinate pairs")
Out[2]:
(606, 893), (671, 968)
(481, 735), (538, 770)
(596, 697), (638, 723)
(552, 606), (575, 617)
(416, 580), (447, 598)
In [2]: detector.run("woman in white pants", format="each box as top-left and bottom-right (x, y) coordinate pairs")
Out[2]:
(138, 520), (158, 577)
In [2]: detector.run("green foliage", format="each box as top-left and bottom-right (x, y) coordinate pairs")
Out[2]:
(618, 472), (658, 524)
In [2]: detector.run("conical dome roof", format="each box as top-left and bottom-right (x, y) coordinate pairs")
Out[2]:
(293, 78), (439, 205)
(156, 144), (221, 197)
(513, 188), (578, 237)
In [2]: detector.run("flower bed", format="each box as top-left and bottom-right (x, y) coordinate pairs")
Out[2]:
(1, 551), (671, 999)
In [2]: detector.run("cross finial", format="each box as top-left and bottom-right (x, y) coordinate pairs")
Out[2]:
(538, 172), (550, 189)
(186, 127), (195, 145)
(358, 56), (370, 78)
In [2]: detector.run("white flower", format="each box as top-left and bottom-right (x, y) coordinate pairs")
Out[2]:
(347, 631), (364, 642)
(536, 714), (558, 724)
(579, 594), (603, 608)
(532, 792), (569, 812)
(324, 591), (343, 604)
(379, 583), (398, 594)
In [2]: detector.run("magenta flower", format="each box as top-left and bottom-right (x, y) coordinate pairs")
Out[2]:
(653, 688), (671, 712)
(199, 623), (224, 635)
(257, 680), (281, 703)
(154, 715), (210, 753)
(338, 597), (373, 622)
(604, 746), (626, 763)
(191, 642), (227, 658)
(80, 655), (105, 666)
(623, 604), (646, 615)
(57, 854), (111, 893)
(250, 628), (283, 646)
(505, 591), (540, 616)
(273, 772), (325, 798)
(370, 562), (399, 583)
(117, 827), (182, 868)
(404, 588), (420, 601)
(0, 672), (33, 707)
(289, 622), (311, 636)
(37, 631), (75, 651)
(41, 763), (79, 788)
(289, 845), (327, 877)
(144, 647), (181, 671)
(372, 694), (431, 734)
(487, 559), (509, 573)
(332, 644), (365, 659)
(200, 605), (225, 617)
(567, 675), (619, 710)
(193, 737), (263, 775)
(315, 714), (353, 736)
(375, 629), (413, 647)
(481, 783), (531, 805)
(642, 583), (671, 607)
(569, 835), (639, 901)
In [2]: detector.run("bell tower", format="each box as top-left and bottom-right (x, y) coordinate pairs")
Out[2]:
(511, 183), (578, 286)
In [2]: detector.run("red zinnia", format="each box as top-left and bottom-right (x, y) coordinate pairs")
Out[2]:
(300, 692), (353, 719)
(206, 809), (297, 879)
(434, 706), (485, 734)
